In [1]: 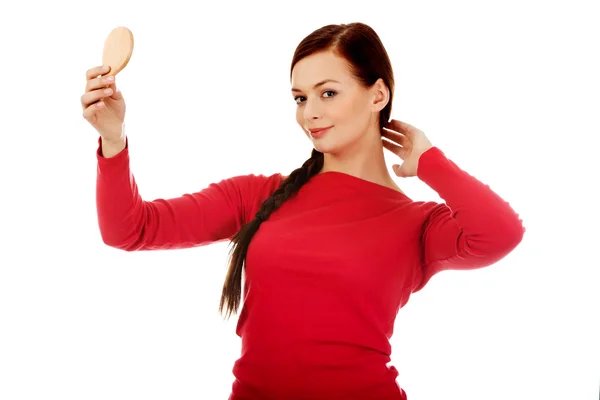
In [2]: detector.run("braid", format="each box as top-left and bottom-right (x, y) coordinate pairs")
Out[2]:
(219, 149), (324, 318)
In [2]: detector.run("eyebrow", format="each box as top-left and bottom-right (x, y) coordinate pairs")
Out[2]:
(291, 79), (341, 93)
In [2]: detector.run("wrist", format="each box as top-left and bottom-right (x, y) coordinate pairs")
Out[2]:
(101, 135), (127, 158)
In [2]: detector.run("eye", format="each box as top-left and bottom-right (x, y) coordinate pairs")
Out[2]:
(294, 90), (337, 105)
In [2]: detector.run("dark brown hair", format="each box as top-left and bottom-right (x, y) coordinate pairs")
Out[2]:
(219, 22), (395, 318)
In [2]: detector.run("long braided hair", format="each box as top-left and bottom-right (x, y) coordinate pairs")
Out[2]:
(219, 22), (395, 318)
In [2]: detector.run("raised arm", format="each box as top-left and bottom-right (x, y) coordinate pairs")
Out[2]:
(80, 66), (281, 251)
(412, 146), (525, 292)
(96, 137), (280, 251)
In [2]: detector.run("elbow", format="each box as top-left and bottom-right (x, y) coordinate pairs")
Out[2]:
(510, 219), (526, 248)
(470, 216), (525, 262)
(97, 209), (148, 252)
(500, 215), (526, 253)
(98, 226), (142, 252)
(100, 234), (138, 252)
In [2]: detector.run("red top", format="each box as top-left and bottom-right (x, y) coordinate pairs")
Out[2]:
(96, 138), (525, 400)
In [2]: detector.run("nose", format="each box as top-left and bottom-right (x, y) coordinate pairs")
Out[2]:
(303, 98), (322, 121)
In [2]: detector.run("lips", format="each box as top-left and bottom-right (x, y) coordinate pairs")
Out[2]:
(308, 126), (332, 139)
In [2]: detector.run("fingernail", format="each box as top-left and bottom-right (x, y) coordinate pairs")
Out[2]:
(106, 76), (114, 81)
(104, 88), (113, 94)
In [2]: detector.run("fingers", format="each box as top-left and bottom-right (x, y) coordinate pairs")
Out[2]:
(393, 164), (409, 178)
(82, 66), (119, 110)
(107, 83), (123, 101)
(86, 65), (110, 80)
(86, 74), (115, 93)
(385, 119), (419, 137)
(382, 137), (407, 159)
(80, 86), (114, 110)
(82, 100), (103, 122)
(382, 127), (408, 146)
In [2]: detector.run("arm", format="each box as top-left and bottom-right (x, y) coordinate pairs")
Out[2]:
(412, 147), (525, 292)
(95, 137), (272, 251)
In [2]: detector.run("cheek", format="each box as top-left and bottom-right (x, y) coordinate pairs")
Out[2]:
(335, 96), (366, 125)
(295, 108), (304, 128)
(335, 97), (372, 140)
(296, 109), (310, 137)
(351, 96), (370, 116)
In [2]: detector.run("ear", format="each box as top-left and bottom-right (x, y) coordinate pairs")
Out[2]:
(370, 78), (389, 112)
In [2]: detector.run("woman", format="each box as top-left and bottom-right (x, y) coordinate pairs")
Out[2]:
(81, 22), (524, 400)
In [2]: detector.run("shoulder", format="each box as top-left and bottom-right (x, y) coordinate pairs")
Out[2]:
(391, 199), (448, 228)
(418, 200), (451, 221)
(203, 172), (283, 204)
(226, 172), (284, 194)
(220, 170), (283, 202)
(220, 172), (282, 223)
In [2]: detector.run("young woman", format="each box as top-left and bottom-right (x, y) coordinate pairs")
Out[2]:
(81, 22), (524, 400)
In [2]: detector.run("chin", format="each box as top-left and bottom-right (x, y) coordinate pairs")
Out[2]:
(311, 133), (356, 154)
(312, 141), (341, 155)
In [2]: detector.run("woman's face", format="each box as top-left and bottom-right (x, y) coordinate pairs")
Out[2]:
(290, 50), (387, 155)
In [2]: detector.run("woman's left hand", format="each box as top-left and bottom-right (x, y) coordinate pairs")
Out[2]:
(382, 119), (433, 178)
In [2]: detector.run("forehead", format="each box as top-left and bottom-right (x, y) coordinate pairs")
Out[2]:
(291, 51), (354, 89)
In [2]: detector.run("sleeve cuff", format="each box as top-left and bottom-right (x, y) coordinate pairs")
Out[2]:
(96, 136), (129, 170)
(416, 146), (447, 181)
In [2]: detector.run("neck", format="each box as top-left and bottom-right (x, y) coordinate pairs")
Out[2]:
(319, 127), (403, 193)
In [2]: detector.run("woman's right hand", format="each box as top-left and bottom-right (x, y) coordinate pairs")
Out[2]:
(81, 65), (126, 143)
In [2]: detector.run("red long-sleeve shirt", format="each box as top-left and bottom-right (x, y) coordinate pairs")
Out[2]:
(96, 137), (524, 399)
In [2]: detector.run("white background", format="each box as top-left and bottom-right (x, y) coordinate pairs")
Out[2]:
(1, 1), (598, 399)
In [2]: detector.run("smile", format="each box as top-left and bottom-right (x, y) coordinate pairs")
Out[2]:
(308, 126), (332, 139)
